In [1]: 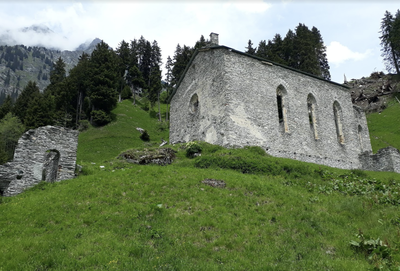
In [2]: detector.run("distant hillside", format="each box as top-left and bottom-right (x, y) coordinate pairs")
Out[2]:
(0, 38), (101, 103)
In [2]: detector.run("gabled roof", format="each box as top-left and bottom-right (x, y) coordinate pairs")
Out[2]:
(168, 45), (349, 103)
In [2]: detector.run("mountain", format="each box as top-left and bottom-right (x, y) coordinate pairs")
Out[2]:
(21, 24), (54, 34)
(0, 38), (101, 104)
(76, 38), (101, 52)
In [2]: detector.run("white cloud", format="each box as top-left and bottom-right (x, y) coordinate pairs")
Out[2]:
(327, 41), (372, 66)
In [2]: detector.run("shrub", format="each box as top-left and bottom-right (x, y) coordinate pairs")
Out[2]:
(160, 91), (169, 104)
(78, 120), (90, 132)
(91, 110), (112, 126)
(121, 85), (132, 100)
(140, 130), (150, 141)
(186, 142), (202, 158)
(156, 121), (168, 132)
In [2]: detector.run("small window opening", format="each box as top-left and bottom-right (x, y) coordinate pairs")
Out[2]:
(307, 94), (318, 140)
(276, 85), (288, 133)
(333, 102), (345, 144)
(189, 94), (199, 113)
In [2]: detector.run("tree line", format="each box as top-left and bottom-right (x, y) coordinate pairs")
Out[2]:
(245, 23), (331, 80)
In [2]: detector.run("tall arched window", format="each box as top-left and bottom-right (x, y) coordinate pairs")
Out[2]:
(276, 85), (289, 133)
(307, 94), (318, 140)
(189, 93), (199, 113)
(333, 101), (345, 144)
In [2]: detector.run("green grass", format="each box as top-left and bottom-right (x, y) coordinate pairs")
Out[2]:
(1, 98), (400, 270)
(367, 93), (400, 152)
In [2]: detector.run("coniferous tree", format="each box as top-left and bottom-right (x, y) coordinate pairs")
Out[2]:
(0, 113), (25, 164)
(116, 40), (131, 102)
(311, 26), (331, 80)
(245, 40), (256, 55)
(380, 10), (400, 74)
(69, 52), (91, 125)
(13, 81), (40, 123)
(24, 93), (54, 129)
(0, 95), (13, 120)
(87, 41), (119, 125)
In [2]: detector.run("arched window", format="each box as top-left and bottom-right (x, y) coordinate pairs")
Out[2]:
(358, 125), (363, 151)
(189, 94), (199, 113)
(307, 94), (318, 140)
(333, 101), (345, 144)
(276, 85), (288, 133)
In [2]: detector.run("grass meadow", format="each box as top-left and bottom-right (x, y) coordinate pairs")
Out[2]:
(1, 99), (400, 270)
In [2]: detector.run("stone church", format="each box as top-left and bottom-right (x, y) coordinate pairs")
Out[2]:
(170, 33), (400, 173)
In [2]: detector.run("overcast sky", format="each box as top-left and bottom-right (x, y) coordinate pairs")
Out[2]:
(0, 0), (398, 83)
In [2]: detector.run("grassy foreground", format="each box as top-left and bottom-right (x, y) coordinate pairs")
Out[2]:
(1, 99), (400, 270)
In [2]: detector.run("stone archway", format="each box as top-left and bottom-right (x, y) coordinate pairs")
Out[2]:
(42, 149), (60, 183)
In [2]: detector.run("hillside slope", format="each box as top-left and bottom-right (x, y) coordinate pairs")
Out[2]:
(0, 99), (400, 270)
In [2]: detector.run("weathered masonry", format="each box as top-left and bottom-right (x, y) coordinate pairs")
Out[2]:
(170, 33), (400, 173)
(0, 126), (79, 196)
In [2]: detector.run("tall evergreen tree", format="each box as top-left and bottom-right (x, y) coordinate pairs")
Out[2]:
(0, 95), (13, 120)
(13, 81), (40, 123)
(68, 52), (91, 125)
(0, 113), (25, 164)
(380, 10), (400, 74)
(245, 40), (256, 55)
(311, 26), (331, 80)
(87, 41), (119, 125)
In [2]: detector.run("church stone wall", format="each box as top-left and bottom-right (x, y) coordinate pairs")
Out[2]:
(0, 126), (78, 196)
(170, 49), (231, 146)
(170, 47), (373, 170)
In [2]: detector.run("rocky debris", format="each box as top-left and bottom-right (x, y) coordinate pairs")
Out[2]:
(118, 148), (176, 166)
(201, 178), (226, 188)
(345, 72), (400, 113)
(136, 127), (145, 134)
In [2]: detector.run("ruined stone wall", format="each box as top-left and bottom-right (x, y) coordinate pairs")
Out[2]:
(359, 147), (400, 173)
(0, 126), (78, 196)
(171, 47), (373, 170)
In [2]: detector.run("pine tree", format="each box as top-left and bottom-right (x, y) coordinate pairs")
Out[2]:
(245, 40), (256, 55)
(311, 26), (331, 80)
(24, 93), (53, 129)
(69, 52), (91, 125)
(116, 40), (131, 102)
(87, 41), (119, 125)
(13, 81), (40, 124)
(380, 10), (400, 74)
(49, 57), (66, 86)
(0, 113), (25, 164)
(0, 95), (13, 120)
